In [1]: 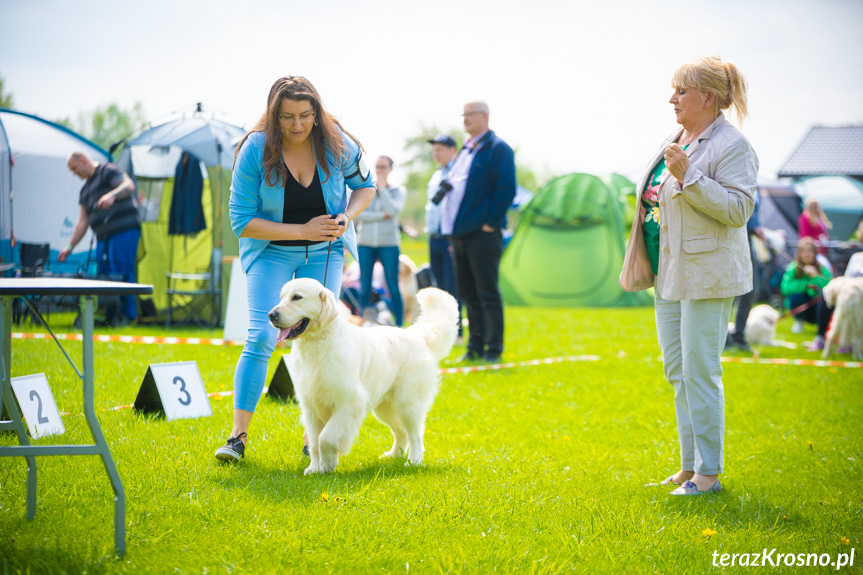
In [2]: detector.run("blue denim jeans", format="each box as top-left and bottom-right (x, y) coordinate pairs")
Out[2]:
(358, 245), (403, 326)
(233, 241), (343, 412)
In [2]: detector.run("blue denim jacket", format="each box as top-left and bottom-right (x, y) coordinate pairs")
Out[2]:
(229, 129), (373, 272)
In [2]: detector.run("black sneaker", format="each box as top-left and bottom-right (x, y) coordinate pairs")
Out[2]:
(215, 432), (247, 462)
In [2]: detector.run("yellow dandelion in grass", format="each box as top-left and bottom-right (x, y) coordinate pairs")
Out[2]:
(333, 496), (345, 504)
(702, 528), (717, 538)
(783, 515), (788, 520)
(808, 441), (814, 450)
(841, 537), (850, 545)
(321, 493), (329, 502)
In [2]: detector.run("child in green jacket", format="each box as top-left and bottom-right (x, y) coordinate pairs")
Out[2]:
(781, 237), (833, 350)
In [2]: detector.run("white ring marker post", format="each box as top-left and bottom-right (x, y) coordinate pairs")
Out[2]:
(10, 374), (65, 438)
(133, 361), (212, 420)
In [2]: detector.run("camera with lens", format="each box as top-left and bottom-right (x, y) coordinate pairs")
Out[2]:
(431, 179), (454, 205)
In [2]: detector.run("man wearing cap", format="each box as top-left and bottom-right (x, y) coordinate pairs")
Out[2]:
(439, 101), (516, 362)
(425, 134), (461, 336)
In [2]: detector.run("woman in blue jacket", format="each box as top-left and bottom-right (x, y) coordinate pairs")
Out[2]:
(216, 77), (375, 462)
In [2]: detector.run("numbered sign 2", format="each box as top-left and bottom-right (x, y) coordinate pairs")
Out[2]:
(133, 361), (212, 421)
(10, 374), (66, 438)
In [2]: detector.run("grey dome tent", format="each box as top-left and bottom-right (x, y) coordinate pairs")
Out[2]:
(499, 173), (652, 307)
(117, 111), (245, 324)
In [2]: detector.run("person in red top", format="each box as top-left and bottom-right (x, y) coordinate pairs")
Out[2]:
(797, 197), (831, 253)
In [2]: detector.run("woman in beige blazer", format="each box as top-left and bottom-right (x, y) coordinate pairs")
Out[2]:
(620, 56), (757, 495)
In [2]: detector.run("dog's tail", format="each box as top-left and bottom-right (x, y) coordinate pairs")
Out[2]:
(407, 287), (460, 362)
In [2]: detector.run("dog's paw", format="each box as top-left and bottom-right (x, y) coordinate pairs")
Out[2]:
(380, 450), (404, 459)
(304, 465), (324, 476)
(405, 458), (423, 468)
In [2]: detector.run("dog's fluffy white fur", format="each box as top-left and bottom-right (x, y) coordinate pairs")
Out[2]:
(399, 254), (419, 324)
(822, 276), (863, 360)
(744, 304), (781, 346)
(728, 304), (797, 349)
(268, 278), (459, 474)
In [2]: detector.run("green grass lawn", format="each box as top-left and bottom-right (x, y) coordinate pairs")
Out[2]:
(1, 255), (861, 573)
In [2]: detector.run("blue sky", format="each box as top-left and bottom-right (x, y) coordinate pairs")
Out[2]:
(2, 0), (862, 183)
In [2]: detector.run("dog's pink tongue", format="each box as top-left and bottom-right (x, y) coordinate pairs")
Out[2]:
(276, 328), (291, 343)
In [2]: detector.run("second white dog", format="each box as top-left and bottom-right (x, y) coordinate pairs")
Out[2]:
(743, 304), (781, 346)
(268, 278), (459, 475)
(822, 276), (863, 359)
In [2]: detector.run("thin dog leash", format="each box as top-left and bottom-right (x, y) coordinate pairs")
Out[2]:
(778, 292), (823, 321)
(323, 214), (345, 284)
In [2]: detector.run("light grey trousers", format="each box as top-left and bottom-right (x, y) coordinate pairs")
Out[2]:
(655, 292), (734, 475)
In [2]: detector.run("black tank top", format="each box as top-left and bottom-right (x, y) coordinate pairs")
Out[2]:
(271, 167), (327, 247)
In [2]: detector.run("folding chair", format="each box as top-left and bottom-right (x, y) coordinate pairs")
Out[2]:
(164, 270), (217, 328)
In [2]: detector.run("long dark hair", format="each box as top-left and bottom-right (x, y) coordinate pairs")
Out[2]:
(794, 237), (818, 279)
(233, 76), (363, 185)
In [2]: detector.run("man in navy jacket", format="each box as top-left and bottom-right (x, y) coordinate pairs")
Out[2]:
(440, 101), (516, 362)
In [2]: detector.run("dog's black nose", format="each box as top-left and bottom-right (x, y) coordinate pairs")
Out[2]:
(268, 310), (278, 321)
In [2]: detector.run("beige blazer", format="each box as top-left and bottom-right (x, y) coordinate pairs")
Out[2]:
(620, 114), (758, 300)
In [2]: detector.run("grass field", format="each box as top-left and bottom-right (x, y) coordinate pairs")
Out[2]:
(1, 239), (861, 574)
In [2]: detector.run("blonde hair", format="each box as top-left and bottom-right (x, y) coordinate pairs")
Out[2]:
(804, 197), (832, 229)
(672, 56), (749, 124)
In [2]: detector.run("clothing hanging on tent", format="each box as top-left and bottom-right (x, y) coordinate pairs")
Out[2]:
(168, 151), (207, 236)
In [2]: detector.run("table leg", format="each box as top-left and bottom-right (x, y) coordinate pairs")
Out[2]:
(80, 296), (126, 556)
(0, 295), (38, 520)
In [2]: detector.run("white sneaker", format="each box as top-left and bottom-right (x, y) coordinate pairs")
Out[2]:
(791, 319), (804, 334)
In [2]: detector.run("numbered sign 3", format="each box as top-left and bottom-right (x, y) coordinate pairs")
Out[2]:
(133, 361), (212, 421)
(10, 374), (66, 438)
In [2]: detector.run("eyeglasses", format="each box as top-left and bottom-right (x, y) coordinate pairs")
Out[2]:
(461, 111), (484, 117)
(278, 111), (316, 123)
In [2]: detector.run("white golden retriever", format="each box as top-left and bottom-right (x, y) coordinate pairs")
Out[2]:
(268, 278), (459, 474)
(822, 276), (863, 360)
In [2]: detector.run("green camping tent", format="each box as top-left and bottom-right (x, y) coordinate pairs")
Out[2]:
(499, 173), (652, 307)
